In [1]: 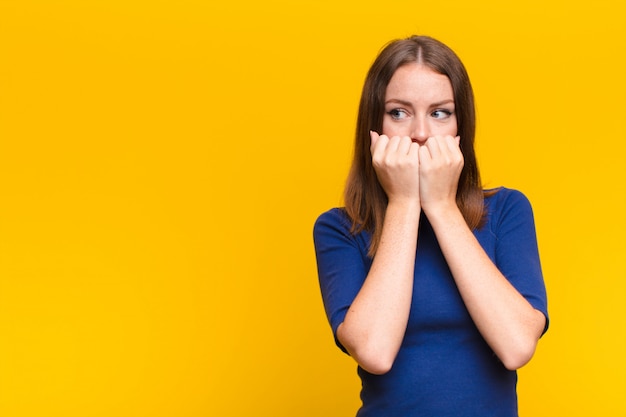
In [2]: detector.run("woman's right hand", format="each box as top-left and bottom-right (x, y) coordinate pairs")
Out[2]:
(337, 131), (421, 374)
(370, 131), (421, 205)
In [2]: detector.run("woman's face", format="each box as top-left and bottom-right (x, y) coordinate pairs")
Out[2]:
(382, 63), (458, 145)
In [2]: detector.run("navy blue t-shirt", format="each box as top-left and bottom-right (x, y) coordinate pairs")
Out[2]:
(313, 188), (549, 417)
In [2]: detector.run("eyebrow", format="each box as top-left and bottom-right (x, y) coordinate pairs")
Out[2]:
(385, 99), (455, 107)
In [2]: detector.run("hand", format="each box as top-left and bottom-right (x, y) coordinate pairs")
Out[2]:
(370, 131), (421, 204)
(418, 135), (463, 214)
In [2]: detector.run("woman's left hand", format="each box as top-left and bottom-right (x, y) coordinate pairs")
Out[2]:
(418, 135), (463, 215)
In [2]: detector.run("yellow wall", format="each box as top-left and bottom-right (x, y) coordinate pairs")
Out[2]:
(1, 1), (624, 416)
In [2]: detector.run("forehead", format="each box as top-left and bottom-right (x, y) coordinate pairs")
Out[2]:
(385, 63), (454, 102)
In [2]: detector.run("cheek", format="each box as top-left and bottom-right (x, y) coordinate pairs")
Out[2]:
(429, 125), (458, 138)
(381, 119), (406, 137)
(441, 118), (458, 137)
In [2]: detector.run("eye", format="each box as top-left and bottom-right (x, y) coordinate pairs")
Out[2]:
(432, 109), (453, 119)
(387, 108), (408, 120)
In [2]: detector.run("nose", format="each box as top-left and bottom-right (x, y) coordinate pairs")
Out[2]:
(410, 117), (429, 144)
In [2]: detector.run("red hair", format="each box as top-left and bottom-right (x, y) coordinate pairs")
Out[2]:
(344, 36), (488, 257)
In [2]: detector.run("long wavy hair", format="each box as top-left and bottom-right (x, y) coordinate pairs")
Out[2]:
(344, 35), (487, 257)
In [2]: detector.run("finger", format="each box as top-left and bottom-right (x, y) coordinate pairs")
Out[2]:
(397, 135), (412, 155)
(445, 135), (459, 148)
(424, 136), (444, 161)
(408, 141), (420, 161)
(371, 133), (389, 158)
(418, 143), (431, 165)
(440, 135), (456, 154)
(443, 136), (464, 164)
(386, 135), (402, 153)
(370, 130), (380, 151)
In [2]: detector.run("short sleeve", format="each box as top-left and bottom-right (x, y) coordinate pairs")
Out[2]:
(489, 189), (549, 334)
(313, 209), (372, 353)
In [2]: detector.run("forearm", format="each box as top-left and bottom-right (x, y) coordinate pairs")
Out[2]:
(338, 200), (420, 374)
(426, 203), (546, 370)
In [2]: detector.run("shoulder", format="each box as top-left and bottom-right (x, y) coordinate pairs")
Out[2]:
(483, 187), (537, 232)
(313, 208), (371, 252)
(313, 207), (352, 236)
(313, 208), (352, 241)
(314, 207), (350, 227)
(484, 187), (534, 214)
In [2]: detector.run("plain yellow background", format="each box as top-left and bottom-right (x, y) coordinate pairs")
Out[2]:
(1, 0), (625, 416)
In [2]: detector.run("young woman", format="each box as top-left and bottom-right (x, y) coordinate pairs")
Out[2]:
(313, 36), (549, 416)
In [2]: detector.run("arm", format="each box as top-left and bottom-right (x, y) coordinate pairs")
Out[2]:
(419, 136), (546, 370)
(337, 132), (420, 375)
(427, 205), (545, 370)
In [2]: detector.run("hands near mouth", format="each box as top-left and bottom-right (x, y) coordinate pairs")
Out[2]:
(370, 131), (463, 214)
